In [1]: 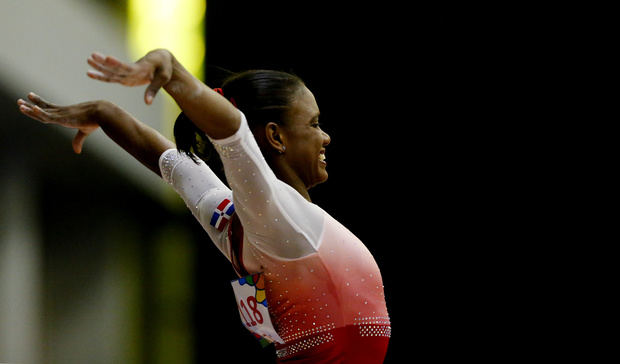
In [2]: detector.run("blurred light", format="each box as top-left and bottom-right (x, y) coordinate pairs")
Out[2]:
(126, 0), (206, 172)
(127, 0), (205, 80)
(125, 4), (204, 362)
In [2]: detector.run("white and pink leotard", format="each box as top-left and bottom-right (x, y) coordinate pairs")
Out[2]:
(159, 110), (390, 363)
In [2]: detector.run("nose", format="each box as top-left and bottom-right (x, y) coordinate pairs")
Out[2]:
(322, 130), (331, 146)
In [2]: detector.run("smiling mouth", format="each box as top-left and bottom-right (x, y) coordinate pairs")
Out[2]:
(319, 153), (326, 163)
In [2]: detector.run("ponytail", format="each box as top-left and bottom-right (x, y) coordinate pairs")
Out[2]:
(173, 112), (216, 165)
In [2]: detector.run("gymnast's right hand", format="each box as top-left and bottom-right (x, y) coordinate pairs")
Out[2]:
(17, 92), (101, 154)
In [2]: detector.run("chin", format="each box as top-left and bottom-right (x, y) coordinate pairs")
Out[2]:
(307, 174), (328, 190)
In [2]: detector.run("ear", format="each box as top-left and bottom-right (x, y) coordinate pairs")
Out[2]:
(264, 122), (287, 154)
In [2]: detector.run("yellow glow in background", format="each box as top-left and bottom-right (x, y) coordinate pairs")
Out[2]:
(127, 0), (205, 79)
(126, 2), (205, 363)
(127, 0), (205, 137)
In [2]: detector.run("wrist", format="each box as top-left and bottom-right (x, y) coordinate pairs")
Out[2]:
(164, 53), (197, 97)
(91, 100), (117, 126)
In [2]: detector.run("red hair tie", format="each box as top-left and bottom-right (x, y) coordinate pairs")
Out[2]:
(212, 88), (237, 108)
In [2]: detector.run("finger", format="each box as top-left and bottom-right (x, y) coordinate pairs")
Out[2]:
(144, 83), (161, 105)
(27, 92), (57, 108)
(144, 77), (164, 104)
(87, 60), (134, 84)
(18, 103), (48, 123)
(18, 101), (58, 126)
(18, 102), (33, 114)
(27, 104), (60, 125)
(72, 130), (88, 154)
(87, 56), (119, 75)
(144, 89), (155, 105)
(89, 53), (133, 74)
(32, 105), (52, 122)
(86, 69), (117, 82)
(18, 96), (37, 109)
(17, 99), (38, 115)
(91, 52), (106, 62)
(102, 54), (133, 72)
(144, 70), (170, 105)
(87, 57), (133, 81)
(90, 52), (111, 67)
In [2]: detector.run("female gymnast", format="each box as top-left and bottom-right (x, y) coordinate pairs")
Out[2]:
(17, 49), (390, 363)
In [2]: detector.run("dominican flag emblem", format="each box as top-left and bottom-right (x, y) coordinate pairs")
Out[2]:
(210, 199), (235, 231)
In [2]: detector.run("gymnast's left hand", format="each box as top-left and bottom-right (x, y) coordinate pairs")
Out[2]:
(17, 92), (100, 154)
(86, 50), (173, 105)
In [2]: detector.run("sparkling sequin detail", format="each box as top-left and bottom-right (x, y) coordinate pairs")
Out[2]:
(211, 140), (243, 159)
(353, 316), (391, 327)
(355, 316), (391, 337)
(159, 150), (178, 184)
(276, 332), (335, 359)
(274, 318), (391, 359)
(359, 324), (391, 337)
(280, 322), (336, 343)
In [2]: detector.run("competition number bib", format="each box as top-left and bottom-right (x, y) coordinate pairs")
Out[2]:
(231, 273), (284, 345)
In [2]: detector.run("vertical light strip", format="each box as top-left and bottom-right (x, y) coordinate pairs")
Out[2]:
(152, 225), (195, 364)
(126, 2), (204, 362)
(127, 0), (206, 138)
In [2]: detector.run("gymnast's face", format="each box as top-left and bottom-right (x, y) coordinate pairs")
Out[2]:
(281, 86), (331, 189)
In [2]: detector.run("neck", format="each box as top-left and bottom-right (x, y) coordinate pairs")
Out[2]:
(270, 157), (312, 202)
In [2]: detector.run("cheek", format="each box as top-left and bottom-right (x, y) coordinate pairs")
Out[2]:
(286, 130), (323, 168)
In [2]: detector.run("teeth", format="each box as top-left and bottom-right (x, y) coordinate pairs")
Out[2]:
(319, 154), (326, 162)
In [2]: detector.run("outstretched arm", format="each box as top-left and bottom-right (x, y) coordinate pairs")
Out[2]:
(17, 92), (238, 260)
(17, 93), (174, 176)
(86, 50), (240, 140)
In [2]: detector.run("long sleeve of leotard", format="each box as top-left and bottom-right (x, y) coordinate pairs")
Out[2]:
(208, 110), (324, 259)
(159, 148), (233, 260)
